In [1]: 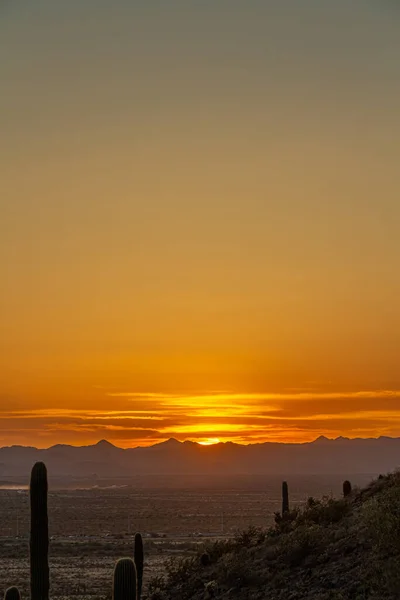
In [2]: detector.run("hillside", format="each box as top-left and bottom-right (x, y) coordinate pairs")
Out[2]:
(152, 472), (400, 600)
(1, 436), (400, 480)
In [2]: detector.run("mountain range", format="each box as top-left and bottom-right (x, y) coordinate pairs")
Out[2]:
(1, 436), (399, 482)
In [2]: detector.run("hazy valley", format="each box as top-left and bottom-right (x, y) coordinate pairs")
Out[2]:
(1, 436), (399, 486)
(0, 467), (382, 600)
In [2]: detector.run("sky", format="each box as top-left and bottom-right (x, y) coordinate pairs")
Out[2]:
(1, 0), (400, 448)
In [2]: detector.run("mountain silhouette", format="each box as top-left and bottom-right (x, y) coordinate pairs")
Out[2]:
(1, 436), (400, 480)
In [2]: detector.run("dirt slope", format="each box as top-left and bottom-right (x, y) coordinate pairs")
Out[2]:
(152, 472), (400, 600)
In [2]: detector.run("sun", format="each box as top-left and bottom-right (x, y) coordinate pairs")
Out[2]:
(198, 438), (221, 446)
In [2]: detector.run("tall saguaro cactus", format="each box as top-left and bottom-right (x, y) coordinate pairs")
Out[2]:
(113, 558), (137, 600)
(30, 462), (49, 600)
(134, 533), (144, 600)
(343, 480), (352, 498)
(282, 481), (289, 515)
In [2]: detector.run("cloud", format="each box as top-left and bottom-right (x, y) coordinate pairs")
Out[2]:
(1, 389), (400, 448)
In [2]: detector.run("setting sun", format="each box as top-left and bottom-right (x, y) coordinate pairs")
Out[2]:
(198, 438), (221, 446)
(1, 1), (400, 450)
(1, 3), (400, 600)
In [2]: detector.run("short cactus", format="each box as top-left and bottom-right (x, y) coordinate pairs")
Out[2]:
(113, 558), (137, 600)
(134, 533), (143, 599)
(30, 462), (49, 600)
(343, 480), (352, 497)
(282, 481), (289, 515)
(4, 588), (21, 600)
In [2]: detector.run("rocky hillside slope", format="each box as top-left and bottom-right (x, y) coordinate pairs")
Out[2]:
(151, 472), (400, 600)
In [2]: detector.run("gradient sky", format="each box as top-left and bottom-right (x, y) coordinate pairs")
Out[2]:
(1, 1), (400, 448)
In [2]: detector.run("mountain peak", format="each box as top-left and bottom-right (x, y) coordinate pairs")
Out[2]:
(95, 439), (116, 448)
(149, 437), (182, 449)
(314, 435), (331, 444)
(163, 438), (181, 446)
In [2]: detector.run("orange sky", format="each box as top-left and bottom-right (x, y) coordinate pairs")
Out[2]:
(2, 384), (400, 448)
(1, 2), (400, 448)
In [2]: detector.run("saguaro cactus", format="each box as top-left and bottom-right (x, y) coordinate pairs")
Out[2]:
(282, 481), (289, 515)
(200, 552), (210, 566)
(4, 588), (21, 600)
(30, 462), (49, 600)
(343, 480), (352, 498)
(134, 533), (144, 599)
(113, 558), (137, 600)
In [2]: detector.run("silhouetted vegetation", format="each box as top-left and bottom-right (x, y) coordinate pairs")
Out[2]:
(4, 465), (400, 600)
(30, 462), (49, 600)
(282, 480), (289, 515)
(4, 588), (20, 600)
(200, 553), (210, 567)
(134, 533), (144, 599)
(113, 558), (137, 600)
(148, 472), (400, 600)
(4, 463), (145, 600)
(343, 479), (352, 497)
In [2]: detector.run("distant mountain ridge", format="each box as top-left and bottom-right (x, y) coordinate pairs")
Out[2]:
(1, 436), (400, 480)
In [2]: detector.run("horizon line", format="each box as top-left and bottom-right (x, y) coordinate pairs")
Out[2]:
(1, 433), (400, 452)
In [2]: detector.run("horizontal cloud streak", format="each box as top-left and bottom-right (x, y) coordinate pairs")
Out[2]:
(1, 389), (400, 447)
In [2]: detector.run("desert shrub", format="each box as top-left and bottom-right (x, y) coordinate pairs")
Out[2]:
(197, 526), (265, 566)
(218, 551), (252, 588)
(368, 556), (400, 597)
(274, 508), (300, 533)
(149, 592), (167, 600)
(234, 525), (265, 547)
(163, 554), (205, 600)
(363, 486), (400, 554)
(199, 538), (235, 563)
(164, 555), (198, 586)
(255, 528), (267, 544)
(297, 497), (350, 527)
(147, 574), (166, 598)
(279, 525), (322, 567)
(359, 485), (400, 596)
(273, 495), (349, 537)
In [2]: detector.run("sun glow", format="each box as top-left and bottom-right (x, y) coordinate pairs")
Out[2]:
(198, 438), (221, 446)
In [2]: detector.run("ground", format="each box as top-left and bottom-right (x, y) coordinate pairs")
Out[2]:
(156, 472), (400, 600)
(0, 473), (377, 599)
